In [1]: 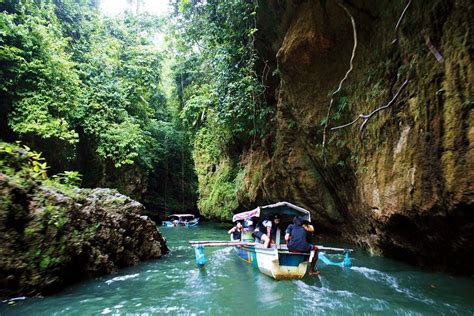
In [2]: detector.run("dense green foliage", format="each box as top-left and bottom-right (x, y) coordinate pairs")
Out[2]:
(168, 0), (271, 217)
(171, 0), (271, 140)
(0, 1), (81, 143)
(192, 114), (238, 220)
(0, 0), (196, 213)
(0, 0), (181, 169)
(0, 0), (270, 218)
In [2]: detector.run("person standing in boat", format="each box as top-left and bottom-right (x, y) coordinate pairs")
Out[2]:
(285, 216), (320, 275)
(228, 221), (243, 241)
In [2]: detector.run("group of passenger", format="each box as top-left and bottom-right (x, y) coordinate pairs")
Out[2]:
(228, 214), (320, 275)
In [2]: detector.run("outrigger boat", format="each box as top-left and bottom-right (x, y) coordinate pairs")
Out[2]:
(190, 202), (352, 280)
(162, 214), (199, 227)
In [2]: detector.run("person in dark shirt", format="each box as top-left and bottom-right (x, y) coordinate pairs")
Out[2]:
(253, 217), (272, 247)
(253, 214), (281, 248)
(270, 214), (281, 243)
(285, 216), (319, 275)
(228, 221), (243, 241)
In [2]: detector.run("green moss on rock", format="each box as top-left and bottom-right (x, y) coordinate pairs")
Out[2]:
(0, 142), (168, 298)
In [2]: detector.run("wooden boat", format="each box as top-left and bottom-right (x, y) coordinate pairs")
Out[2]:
(233, 243), (312, 280)
(190, 201), (352, 280)
(162, 214), (199, 227)
(231, 202), (314, 279)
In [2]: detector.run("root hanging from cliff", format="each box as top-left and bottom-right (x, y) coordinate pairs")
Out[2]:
(391, 0), (412, 44)
(331, 77), (409, 135)
(322, 0), (357, 151)
(329, 0), (413, 138)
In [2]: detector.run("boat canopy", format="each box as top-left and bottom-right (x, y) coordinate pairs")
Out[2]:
(232, 201), (311, 222)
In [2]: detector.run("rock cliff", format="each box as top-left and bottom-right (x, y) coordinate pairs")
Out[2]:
(238, 0), (473, 274)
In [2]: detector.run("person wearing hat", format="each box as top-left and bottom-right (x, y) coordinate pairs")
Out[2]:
(285, 216), (320, 275)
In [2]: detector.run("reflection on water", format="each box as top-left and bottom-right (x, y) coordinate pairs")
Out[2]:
(1, 223), (474, 315)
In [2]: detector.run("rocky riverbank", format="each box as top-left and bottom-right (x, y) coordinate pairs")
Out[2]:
(0, 143), (168, 299)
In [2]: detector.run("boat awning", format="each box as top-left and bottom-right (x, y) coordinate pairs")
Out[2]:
(232, 201), (311, 222)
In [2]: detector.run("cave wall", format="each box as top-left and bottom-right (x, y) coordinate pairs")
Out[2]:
(240, 0), (473, 274)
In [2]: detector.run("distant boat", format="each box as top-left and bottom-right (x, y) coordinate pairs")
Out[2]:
(162, 214), (199, 227)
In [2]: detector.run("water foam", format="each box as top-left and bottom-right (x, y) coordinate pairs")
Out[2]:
(352, 266), (436, 305)
(105, 273), (140, 285)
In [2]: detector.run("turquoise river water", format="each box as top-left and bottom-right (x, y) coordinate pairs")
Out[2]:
(1, 223), (474, 315)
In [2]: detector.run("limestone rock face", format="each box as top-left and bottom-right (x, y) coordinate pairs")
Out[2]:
(0, 175), (168, 299)
(241, 0), (473, 274)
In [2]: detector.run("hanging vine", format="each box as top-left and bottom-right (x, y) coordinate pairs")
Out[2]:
(330, 77), (410, 134)
(391, 0), (412, 44)
(324, 0), (414, 142)
(321, 0), (358, 151)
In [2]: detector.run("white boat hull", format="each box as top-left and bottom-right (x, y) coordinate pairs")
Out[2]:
(237, 244), (311, 280)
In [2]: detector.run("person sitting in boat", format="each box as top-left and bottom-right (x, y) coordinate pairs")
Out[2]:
(269, 214), (281, 246)
(228, 221), (243, 241)
(243, 218), (254, 232)
(253, 214), (280, 248)
(285, 216), (320, 276)
(241, 218), (255, 242)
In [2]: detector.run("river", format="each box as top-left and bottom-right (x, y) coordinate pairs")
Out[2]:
(1, 223), (474, 315)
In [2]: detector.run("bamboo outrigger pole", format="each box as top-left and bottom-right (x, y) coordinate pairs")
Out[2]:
(189, 241), (253, 247)
(316, 246), (354, 252)
(188, 240), (353, 252)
